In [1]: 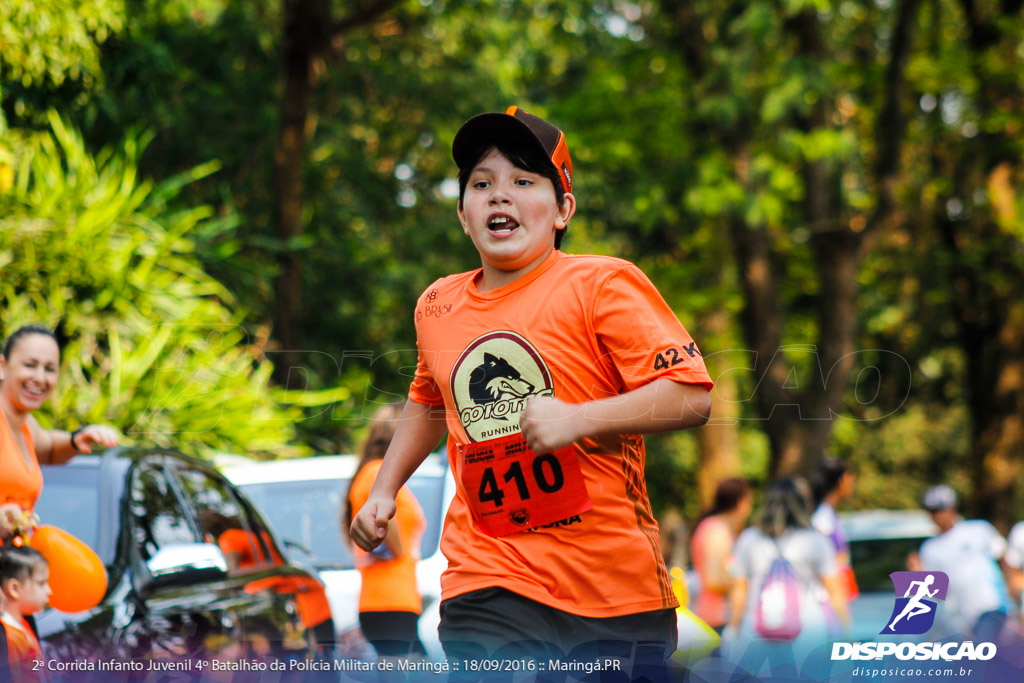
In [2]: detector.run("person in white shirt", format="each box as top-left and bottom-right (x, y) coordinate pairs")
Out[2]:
(912, 485), (1014, 640)
(811, 459), (858, 603)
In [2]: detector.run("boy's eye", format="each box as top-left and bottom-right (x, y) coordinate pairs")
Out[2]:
(515, 178), (533, 187)
(472, 180), (491, 190)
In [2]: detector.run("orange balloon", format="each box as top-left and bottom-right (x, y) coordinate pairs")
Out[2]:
(30, 525), (108, 613)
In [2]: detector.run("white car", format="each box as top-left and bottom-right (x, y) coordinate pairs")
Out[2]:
(222, 453), (455, 661)
(840, 509), (938, 641)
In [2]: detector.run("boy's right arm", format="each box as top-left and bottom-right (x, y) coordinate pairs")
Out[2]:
(349, 400), (448, 551)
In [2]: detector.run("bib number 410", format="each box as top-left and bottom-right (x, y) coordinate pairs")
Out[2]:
(459, 434), (591, 536)
(478, 453), (564, 508)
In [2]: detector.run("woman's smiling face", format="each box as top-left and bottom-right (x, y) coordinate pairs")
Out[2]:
(0, 333), (60, 412)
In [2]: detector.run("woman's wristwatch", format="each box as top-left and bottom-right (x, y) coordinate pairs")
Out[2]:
(70, 426), (86, 453)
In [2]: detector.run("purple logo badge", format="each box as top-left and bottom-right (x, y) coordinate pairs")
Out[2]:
(882, 571), (949, 635)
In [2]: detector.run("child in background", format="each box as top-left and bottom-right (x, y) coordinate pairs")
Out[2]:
(1, 545), (51, 683)
(343, 402), (427, 659)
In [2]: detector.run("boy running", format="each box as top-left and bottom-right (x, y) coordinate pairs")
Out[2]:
(351, 106), (713, 676)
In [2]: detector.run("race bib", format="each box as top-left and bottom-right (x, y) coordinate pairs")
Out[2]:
(459, 433), (591, 537)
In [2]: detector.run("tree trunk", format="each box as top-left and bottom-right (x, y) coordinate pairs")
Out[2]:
(943, 0), (1024, 530)
(942, 216), (1024, 531)
(973, 302), (1024, 531)
(273, 0), (322, 386)
(271, 0), (403, 387)
(720, 3), (917, 478)
(695, 309), (742, 508)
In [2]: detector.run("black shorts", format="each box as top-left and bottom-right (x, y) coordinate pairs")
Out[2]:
(439, 587), (678, 681)
(359, 610), (426, 657)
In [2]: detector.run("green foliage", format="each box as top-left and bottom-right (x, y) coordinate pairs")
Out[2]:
(0, 0), (123, 85)
(646, 426), (771, 520)
(3, 0), (1020, 517)
(0, 114), (309, 458)
(0, 0), (124, 124)
(832, 402), (972, 510)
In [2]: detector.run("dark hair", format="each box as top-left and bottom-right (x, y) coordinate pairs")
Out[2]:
(698, 477), (751, 522)
(812, 458), (851, 506)
(457, 138), (568, 249)
(756, 477), (813, 539)
(341, 402), (406, 544)
(0, 545), (47, 584)
(1, 324), (57, 359)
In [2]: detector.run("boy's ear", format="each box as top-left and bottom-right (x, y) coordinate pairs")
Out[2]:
(3, 577), (21, 599)
(555, 192), (577, 229)
(457, 202), (470, 234)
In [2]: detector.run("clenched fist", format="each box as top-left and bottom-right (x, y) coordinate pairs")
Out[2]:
(519, 395), (585, 454)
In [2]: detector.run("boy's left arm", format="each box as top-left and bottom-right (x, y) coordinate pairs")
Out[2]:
(519, 379), (710, 454)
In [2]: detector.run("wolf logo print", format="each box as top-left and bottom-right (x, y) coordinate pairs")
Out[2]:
(884, 571), (949, 635)
(468, 353), (535, 408)
(450, 331), (554, 442)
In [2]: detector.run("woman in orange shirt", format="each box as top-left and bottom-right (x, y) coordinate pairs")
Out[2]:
(0, 325), (119, 544)
(342, 402), (427, 658)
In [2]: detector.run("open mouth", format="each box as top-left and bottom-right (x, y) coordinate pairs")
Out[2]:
(487, 215), (519, 234)
(23, 386), (48, 399)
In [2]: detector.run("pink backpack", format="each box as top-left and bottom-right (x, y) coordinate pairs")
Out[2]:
(753, 541), (803, 640)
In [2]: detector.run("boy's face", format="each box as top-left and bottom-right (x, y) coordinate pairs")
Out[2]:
(16, 564), (52, 614)
(458, 148), (575, 287)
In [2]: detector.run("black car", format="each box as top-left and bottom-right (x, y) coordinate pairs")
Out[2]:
(32, 447), (334, 676)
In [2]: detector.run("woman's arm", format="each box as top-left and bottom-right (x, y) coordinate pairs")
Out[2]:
(30, 417), (119, 465)
(701, 524), (736, 593)
(727, 577), (748, 630)
(822, 574), (851, 625)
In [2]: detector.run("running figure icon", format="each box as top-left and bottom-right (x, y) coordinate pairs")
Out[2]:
(888, 574), (939, 632)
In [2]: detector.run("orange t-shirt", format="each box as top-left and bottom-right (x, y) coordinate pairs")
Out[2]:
(349, 459), (426, 613)
(218, 529), (285, 567)
(2, 613), (43, 683)
(0, 417), (42, 513)
(408, 249), (713, 618)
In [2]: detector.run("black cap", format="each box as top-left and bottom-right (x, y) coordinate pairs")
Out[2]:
(452, 106), (572, 195)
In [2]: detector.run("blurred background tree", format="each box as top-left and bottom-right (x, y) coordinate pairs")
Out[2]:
(2, 0), (1022, 527)
(0, 114), (321, 457)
